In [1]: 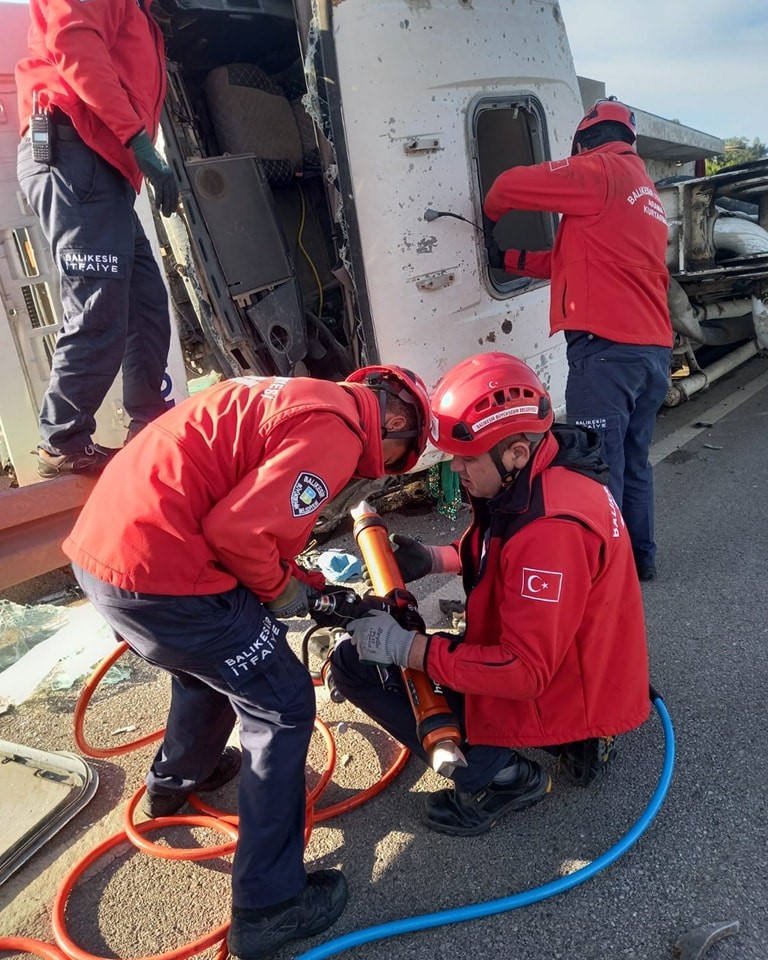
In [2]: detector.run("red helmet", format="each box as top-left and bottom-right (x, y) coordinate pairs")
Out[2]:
(430, 353), (553, 457)
(574, 96), (636, 140)
(345, 364), (431, 472)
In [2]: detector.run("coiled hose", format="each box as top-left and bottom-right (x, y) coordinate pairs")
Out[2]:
(295, 689), (674, 960)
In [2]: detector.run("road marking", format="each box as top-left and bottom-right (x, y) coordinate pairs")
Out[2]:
(650, 368), (768, 466)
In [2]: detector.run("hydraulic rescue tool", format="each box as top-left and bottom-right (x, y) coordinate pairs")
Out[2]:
(350, 500), (467, 777)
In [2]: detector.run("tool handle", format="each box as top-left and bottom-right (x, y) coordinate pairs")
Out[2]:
(351, 503), (465, 765)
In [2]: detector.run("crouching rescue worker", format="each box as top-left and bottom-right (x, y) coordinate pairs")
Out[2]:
(331, 352), (650, 837)
(62, 366), (430, 959)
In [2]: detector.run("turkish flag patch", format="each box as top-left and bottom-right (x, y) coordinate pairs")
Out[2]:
(521, 567), (563, 603)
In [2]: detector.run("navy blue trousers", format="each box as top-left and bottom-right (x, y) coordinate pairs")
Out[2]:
(17, 137), (170, 454)
(565, 335), (671, 569)
(330, 637), (517, 793)
(73, 566), (315, 910)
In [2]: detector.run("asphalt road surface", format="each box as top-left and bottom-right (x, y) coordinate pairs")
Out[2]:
(1, 355), (767, 960)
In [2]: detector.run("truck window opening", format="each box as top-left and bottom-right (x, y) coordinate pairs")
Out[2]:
(473, 96), (556, 295)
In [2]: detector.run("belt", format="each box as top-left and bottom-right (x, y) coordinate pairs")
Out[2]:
(21, 124), (82, 144)
(21, 107), (83, 143)
(53, 124), (82, 142)
(49, 108), (82, 142)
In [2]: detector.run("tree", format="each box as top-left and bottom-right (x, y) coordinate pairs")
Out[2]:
(706, 137), (768, 175)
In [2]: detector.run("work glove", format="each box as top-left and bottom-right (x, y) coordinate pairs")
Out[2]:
(360, 534), (437, 587)
(389, 534), (438, 583)
(266, 576), (312, 619)
(128, 130), (179, 217)
(482, 214), (506, 271)
(486, 237), (506, 271)
(361, 534), (453, 587)
(347, 609), (418, 668)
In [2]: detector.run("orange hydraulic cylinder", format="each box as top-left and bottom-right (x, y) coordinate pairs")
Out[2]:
(351, 500), (466, 775)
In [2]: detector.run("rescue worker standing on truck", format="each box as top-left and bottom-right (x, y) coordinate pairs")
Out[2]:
(483, 98), (673, 581)
(331, 353), (650, 837)
(16, 0), (179, 479)
(63, 366), (431, 960)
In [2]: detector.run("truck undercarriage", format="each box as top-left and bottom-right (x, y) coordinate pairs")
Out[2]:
(658, 159), (768, 404)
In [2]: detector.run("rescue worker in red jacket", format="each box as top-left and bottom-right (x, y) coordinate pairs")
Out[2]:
(483, 98), (673, 581)
(16, 0), (179, 479)
(331, 353), (650, 837)
(63, 366), (431, 960)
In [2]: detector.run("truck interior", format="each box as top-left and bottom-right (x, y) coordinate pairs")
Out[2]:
(153, 0), (362, 385)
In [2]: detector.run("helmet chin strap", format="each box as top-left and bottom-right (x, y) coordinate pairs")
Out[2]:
(489, 447), (517, 487)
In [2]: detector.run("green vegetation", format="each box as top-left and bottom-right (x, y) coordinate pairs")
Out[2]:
(705, 137), (768, 174)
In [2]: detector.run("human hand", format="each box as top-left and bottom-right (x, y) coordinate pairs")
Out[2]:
(481, 215), (507, 270)
(347, 609), (417, 667)
(486, 237), (506, 271)
(390, 533), (437, 583)
(129, 130), (179, 217)
(266, 576), (311, 618)
(360, 534), (437, 589)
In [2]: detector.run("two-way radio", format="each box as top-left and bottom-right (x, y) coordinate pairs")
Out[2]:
(30, 91), (53, 164)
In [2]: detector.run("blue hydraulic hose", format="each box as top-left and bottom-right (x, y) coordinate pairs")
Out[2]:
(296, 693), (675, 960)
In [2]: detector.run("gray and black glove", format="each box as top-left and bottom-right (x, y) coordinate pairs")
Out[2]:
(389, 534), (437, 583)
(347, 609), (417, 667)
(129, 130), (179, 217)
(361, 534), (446, 587)
(486, 237), (506, 270)
(266, 577), (312, 619)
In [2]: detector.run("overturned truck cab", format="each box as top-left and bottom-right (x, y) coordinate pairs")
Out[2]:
(154, 0), (582, 429)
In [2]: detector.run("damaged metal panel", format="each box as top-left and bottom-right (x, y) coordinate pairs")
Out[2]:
(659, 159), (768, 349)
(326, 0), (583, 417)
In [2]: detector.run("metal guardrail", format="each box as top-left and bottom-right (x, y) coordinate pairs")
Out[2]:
(0, 475), (95, 591)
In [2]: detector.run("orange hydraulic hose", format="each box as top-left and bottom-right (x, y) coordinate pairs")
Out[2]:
(51, 821), (232, 960)
(123, 790), (239, 860)
(0, 938), (69, 960)
(123, 716), (337, 858)
(307, 716), (337, 806)
(313, 742), (410, 822)
(27, 615), (412, 960)
(74, 640), (164, 758)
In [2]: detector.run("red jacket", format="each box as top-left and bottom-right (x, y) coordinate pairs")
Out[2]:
(15, 0), (166, 192)
(484, 142), (672, 348)
(425, 427), (650, 747)
(64, 377), (387, 599)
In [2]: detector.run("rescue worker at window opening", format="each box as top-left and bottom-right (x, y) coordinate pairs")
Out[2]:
(331, 352), (650, 838)
(62, 366), (431, 960)
(16, 0), (180, 480)
(482, 97), (673, 582)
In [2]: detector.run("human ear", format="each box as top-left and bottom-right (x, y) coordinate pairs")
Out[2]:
(384, 413), (407, 434)
(502, 440), (532, 472)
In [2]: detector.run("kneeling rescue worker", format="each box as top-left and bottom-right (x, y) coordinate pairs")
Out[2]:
(332, 352), (650, 837)
(63, 366), (430, 959)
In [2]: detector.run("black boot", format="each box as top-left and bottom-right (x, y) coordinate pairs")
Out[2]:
(142, 745), (242, 818)
(228, 869), (348, 959)
(421, 757), (551, 837)
(557, 737), (616, 786)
